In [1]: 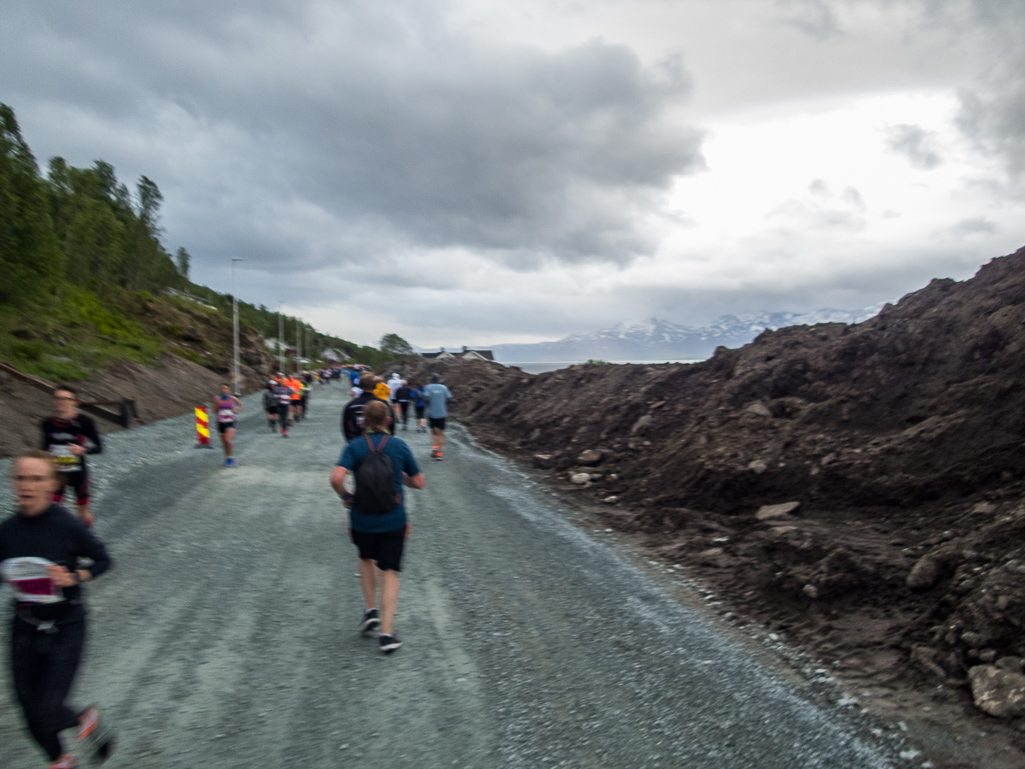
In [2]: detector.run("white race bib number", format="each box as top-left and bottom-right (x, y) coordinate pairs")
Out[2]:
(0, 557), (63, 604)
(49, 445), (81, 472)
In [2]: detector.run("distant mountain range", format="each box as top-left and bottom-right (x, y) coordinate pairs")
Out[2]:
(489, 306), (887, 363)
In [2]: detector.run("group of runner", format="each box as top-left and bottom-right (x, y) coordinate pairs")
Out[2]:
(0, 364), (454, 766)
(260, 371), (314, 442)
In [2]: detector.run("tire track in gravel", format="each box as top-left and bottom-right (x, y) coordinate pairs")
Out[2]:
(1, 384), (911, 768)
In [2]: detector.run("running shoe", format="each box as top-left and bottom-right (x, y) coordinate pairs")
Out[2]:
(224, 458), (235, 467)
(77, 706), (100, 741)
(49, 755), (77, 769)
(435, 452), (443, 461)
(430, 448), (439, 458)
(379, 633), (402, 654)
(359, 608), (381, 633)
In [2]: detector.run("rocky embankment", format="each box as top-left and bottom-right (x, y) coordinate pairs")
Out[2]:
(402, 245), (1025, 737)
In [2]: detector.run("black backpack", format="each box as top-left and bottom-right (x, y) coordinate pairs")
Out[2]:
(353, 434), (398, 515)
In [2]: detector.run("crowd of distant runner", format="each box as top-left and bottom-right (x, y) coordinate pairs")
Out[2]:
(0, 362), (454, 767)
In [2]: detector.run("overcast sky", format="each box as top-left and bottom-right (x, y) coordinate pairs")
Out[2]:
(3, 0), (1025, 347)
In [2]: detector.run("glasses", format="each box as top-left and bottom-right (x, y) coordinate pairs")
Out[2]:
(14, 475), (50, 483)
(54, 396), (76, 401)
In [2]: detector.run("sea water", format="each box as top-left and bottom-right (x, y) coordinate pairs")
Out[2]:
(507, 359), (706, 374)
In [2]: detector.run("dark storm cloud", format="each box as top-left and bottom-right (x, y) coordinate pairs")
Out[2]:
(0, 0), (705, 271)
(885, 124), (943, 169)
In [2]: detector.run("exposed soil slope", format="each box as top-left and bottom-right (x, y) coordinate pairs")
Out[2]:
(0, 294), (278, 458)
(400, 246), (1025, 742)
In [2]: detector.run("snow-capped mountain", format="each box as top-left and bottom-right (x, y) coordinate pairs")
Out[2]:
(491, 305), (885, 363)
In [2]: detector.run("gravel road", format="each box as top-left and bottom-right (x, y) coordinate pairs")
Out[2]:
(0, 384), (910, 768)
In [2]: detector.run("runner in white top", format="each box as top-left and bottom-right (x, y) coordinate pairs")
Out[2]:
(386, 373), (403, 426)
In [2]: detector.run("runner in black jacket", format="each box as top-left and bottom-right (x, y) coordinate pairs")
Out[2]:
(0, 450), (114, 768)
(341, 376), (393, 442)
(40, 385), (102, 528)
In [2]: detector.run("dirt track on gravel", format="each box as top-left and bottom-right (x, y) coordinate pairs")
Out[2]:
(0, 383), (942, 769)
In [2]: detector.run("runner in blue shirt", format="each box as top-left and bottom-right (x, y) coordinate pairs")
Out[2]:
(423, 373), (453, 460)
(329, 401), (424, 654)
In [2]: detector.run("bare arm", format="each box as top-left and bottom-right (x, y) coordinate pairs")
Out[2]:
(404, 472), (426, 490)
(330, 465), (348, 497)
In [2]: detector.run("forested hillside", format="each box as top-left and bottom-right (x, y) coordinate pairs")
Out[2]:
(0, 103), (380, 381)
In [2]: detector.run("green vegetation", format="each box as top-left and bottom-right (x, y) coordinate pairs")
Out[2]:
(0, 102), (383, 380)
(380, 333), (414, 357)
(585, 359), (610, 365)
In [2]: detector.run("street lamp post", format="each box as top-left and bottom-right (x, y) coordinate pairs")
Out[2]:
(231, 257), (244, 395)
(278, 301), (284, 373)
(295, 318), (301, 374)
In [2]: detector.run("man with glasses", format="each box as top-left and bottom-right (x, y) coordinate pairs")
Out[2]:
(40, 386), (102, 528)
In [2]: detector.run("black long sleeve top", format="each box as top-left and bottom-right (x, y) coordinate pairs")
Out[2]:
(0, 504), (112, 623)
(40, 413), (103, 474)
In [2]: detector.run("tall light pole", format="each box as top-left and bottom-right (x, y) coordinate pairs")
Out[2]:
(231, 257), (244, 395)
(277, 301), (284, 373)
(295, 317), (301, 373)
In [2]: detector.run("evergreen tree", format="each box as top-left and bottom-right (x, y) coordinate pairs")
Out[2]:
(0, 103), (62, 306)
(176, 247), (191, 280)
(380, 333), (414, 357)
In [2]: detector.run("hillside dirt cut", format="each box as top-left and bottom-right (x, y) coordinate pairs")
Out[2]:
(398, 245), (1025, 766)
(0, 299), (278, 458)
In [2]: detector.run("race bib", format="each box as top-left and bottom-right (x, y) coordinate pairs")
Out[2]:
(0, 557), (63, 604)
(49, 444), (81, 472)
(218, 408), (235, 424)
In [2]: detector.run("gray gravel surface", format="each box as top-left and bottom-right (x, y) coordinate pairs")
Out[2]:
(0, 384), (906, 768)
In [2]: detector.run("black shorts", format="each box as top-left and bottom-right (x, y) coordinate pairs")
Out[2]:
(350, 526), (406, 572)
(54, 471), (90, 505)
(415, 406), (425, 419)
(428, 417), (446, 431)
(217, 421), (236, 434)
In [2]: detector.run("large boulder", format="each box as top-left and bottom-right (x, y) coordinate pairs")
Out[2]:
(906, 555), (942, 590)
(968, 665), (1025, 718)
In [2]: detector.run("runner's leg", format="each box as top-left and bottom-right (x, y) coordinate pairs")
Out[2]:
(357, 558), (378, 610)
(379, 570), (400, 635)
(70, 473), (93, 527)
(11, 622), (86, 761)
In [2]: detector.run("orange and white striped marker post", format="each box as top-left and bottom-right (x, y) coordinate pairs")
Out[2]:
(195, 405), (213, 448)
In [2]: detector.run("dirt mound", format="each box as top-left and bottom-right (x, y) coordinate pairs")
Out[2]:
(421, 246), (1025, 739)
